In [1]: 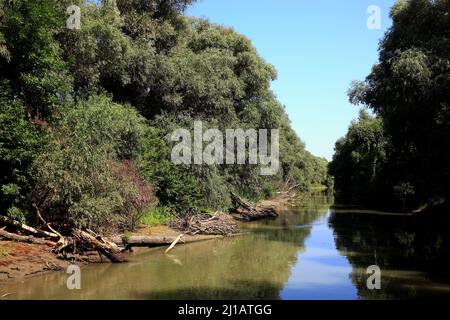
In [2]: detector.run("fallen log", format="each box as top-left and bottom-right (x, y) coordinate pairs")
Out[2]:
(0, 215), (59, 239)
(85, 229), (121, 253)
(230, 192), (278, 221)
(124, 235), (185, 248)
(0, 228), (56, 246)
(72, 230), (126, 263)
(31, 204), (73, 253)
(123, 234), (224, 250)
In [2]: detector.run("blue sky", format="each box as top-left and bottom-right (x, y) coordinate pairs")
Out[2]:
(186, 0), (395, 160)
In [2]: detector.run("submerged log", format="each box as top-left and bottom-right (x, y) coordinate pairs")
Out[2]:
(230, 192), (278, 221)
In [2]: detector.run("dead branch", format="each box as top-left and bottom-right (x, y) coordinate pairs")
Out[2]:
(284, 183), (300, 195)
(230, 192), (278, 221)
(0, 227), (56, 246)
(170, 212), (237, 235)
(32, 203), (63, 238)
(72, 229), (126, 263)
(165, 234), (184, 254)
(31, 204), (71, 253)
(85, 229), (121, 252)
(0, 215), (59, 239)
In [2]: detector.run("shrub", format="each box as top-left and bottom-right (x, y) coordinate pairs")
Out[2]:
(33, 96), (155, 232)
(6, 206), (26, 223)
(0, 84), (47, 220)
(138, 125), (203, 212)
(139, 207), (175, 226)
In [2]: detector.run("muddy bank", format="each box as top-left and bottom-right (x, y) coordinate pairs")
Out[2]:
(0, 226), (227, 283)
(0, 195), (290, 284)
(0, 227), (241, 283)
(0, 241), (74, 283)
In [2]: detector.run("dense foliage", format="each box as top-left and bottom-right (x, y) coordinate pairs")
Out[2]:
(0, 0), (327, 231)
(330, 0), (450, 211)
(329, 110), (387, 205)
(33, 96), (155, 231)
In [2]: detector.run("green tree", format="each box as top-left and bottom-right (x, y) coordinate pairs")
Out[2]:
(329, 110), (387, 205)
(0, 0), (72, 119)
(0, 82), (47, 222)
(33, 96), (154, 231)
(0, 0), (329, 229)
(335, 0), (450, 210)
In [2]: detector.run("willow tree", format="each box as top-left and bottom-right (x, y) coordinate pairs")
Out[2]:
(337, 0), (450, 209)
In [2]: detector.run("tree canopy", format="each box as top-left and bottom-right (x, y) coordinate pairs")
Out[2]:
(0, 0), (327, 231)
(330, 0), (450, 211)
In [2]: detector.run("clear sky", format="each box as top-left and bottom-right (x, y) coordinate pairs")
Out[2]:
(186, 0), (396, 160)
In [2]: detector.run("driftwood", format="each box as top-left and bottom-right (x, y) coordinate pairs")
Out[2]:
(85, 229), (121, 252)
(0, 191), (282, 261)
(31, 204), (73, 253)
(123, 235), (185, 248)
(0, 215), (59, 239)
(165, 234), (184, 254)
(0, 227), (56, 246)
(0, 213), (127, 263)
(32, 203), (64, 239)
(122, 234), (224, 249)
(170, 212), (237, 236)
(230, 192), (278, 221)
(275, 178), (301, 201)
(72, 230), (126, 263)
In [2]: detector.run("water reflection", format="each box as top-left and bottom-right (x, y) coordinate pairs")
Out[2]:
(268, 193), (355, 300)
(1, 192), (450, 300)
(329, 208), (450, 299)
(0, 193), (332, 300)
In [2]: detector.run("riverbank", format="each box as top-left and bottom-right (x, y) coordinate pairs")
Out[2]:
(0, 241), (79, 283)
(0, 227), (229, 283)
(0, 195), (291, 284)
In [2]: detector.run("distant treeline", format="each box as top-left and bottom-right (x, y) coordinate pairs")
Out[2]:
(0, 0), (328, 232)
(329, 0), (450, 212)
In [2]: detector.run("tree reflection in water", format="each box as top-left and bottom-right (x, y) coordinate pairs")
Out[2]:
(329, 208), (450, 299)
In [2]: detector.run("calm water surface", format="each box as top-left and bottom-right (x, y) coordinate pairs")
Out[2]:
(1, 193), (450, 299)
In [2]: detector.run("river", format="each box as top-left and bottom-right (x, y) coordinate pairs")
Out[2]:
(1, 192), (450, 299)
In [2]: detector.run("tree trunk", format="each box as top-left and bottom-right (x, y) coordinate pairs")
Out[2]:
(72, 230), (126, 263)
(230, 192), (278, 221)
(0, 228), (56, 246)
(0, 215), (59, 239)
(123, 234), (223, 249)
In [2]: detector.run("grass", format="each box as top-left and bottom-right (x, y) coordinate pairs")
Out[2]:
(122, 231), (131, 243)
(0, 244), (10, 258)
(310, 184), (328, 191)
(139, 207), (175, 226)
